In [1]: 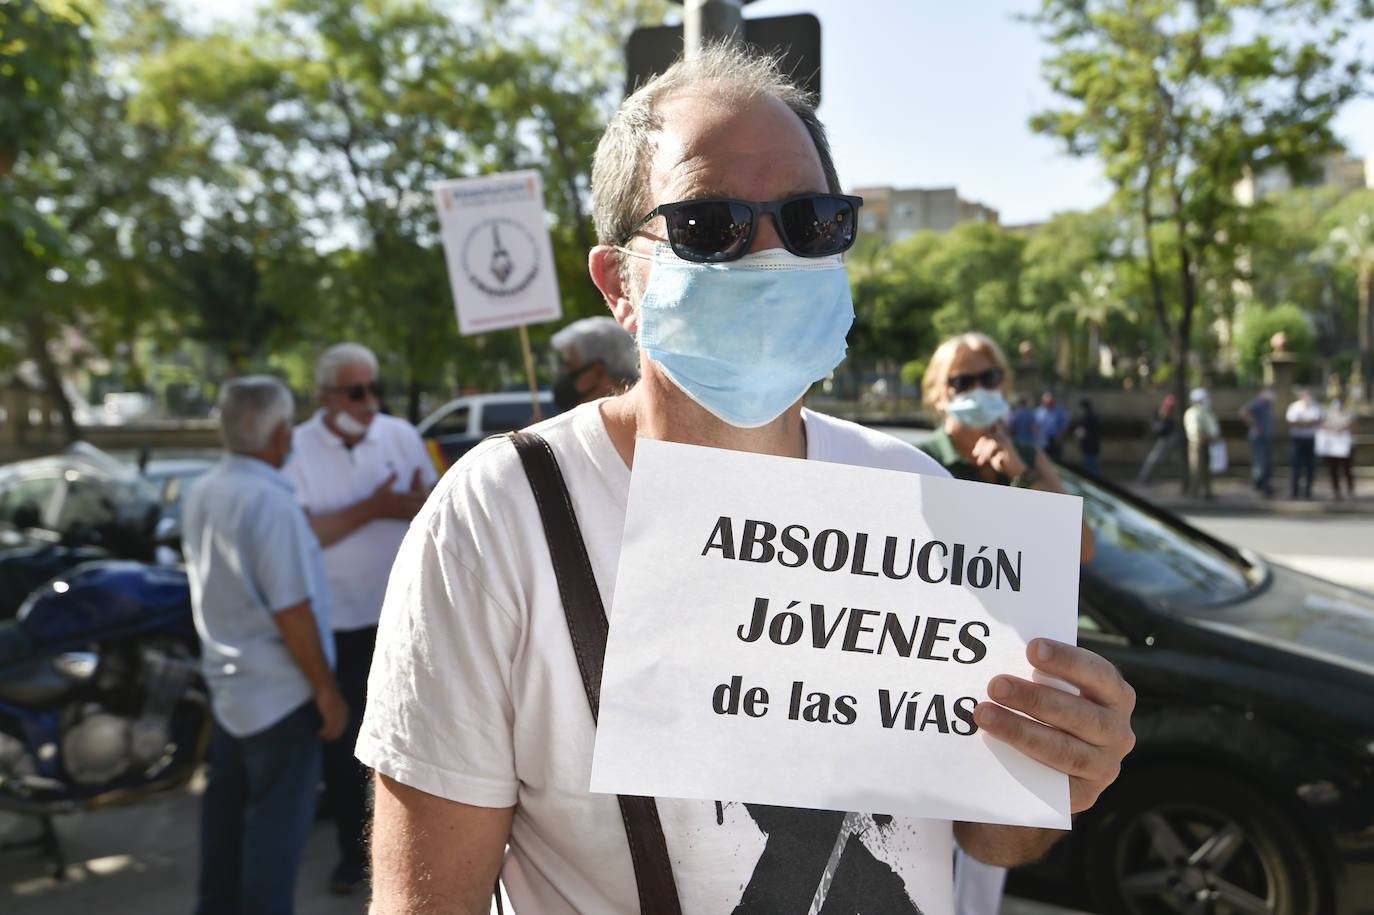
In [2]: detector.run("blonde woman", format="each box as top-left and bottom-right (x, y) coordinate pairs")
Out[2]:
(918, 332), (1094, 562)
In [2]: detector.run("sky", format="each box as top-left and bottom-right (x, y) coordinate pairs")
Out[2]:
(759, 0), (1374, 224)
(176, 0), (1374, 225)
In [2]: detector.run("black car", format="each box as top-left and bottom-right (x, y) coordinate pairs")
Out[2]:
(1012, 464), (1374, 915)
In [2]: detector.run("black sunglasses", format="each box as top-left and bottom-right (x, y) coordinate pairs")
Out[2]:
(947, 368), (1005, 393)
(328, 381), (384, 402)
(620, 194), (864, 263)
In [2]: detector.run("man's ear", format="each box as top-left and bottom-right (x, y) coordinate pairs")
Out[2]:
(589, 245), (637, 334)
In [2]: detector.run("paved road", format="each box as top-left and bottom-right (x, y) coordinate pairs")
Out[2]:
(0, 765), (369, 915)
(1181, 512), (1374, 592)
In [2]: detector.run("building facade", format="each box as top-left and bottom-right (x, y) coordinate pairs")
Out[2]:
(853, 185), (999, 242)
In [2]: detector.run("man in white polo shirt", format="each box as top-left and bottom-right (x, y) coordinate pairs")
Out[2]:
(282, 342), (437, 895)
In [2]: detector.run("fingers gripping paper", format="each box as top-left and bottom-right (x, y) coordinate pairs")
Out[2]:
(590, 440), (1081, 829)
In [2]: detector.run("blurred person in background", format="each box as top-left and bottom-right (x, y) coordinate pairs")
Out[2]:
(918, 332), (1098, 915)
(282, 342), (438, 895)
(1008, 393), (1037, 447)
(184, 376), (346, 915)
(1183, 387), (1221, 500)
(1316, 396), (1357, 501)
(1072, 397), (1101, 475)
(549, 315), (639, 410)
(1033, 390), (1071, 460)
(1136, 393), (1177, 485)
(1286, 387), (1323, 500)
(1239, 386), (1276, 498)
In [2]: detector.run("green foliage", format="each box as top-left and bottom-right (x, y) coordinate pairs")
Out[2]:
(1028, 0), (1373, 399)
(0, 0), (88, 176)
(899, 358), (926, 389)
(121, 0), (655, 418)
(1234, 302), (1316, 382)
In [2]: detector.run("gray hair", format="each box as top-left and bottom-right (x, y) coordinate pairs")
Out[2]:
(315, 342), (379, 390)
(217, 376), (294, 454)
(550, 316), (640, 384)
(591, 43), (841, 276)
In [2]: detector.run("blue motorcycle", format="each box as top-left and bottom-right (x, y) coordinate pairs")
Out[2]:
(0, 560), (208, 873)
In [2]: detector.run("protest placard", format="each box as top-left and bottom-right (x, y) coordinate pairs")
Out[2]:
(433, 170), (562, 335)
(590, 439), (1082, 829)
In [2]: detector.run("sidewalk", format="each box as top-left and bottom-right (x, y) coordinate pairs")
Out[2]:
(1121, 471), (1374, 516)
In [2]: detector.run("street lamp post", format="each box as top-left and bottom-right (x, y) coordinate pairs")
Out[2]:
(683, 0), (744, 55)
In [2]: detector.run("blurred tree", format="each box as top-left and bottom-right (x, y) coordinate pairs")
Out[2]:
(0, 0), (90, 439)
(1324, 189), (1374, 398)
(845, 232), (945, 405)
(1019, 206), (1142, 382)
(1234, 301), (1316, 383)
(1244, 188), (1342, 316)
(134, 0), (666, 420)
(1240, 187), (1352, 372)
(1029, 0), (1373, 430)
(4, 0), (203, 439)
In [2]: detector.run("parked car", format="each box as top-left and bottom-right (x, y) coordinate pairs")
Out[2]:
(0, 445), (163, 555)
(876, 427), (1374, 914)
(0, 443), (211, 563)
(417, 391), (558, 466)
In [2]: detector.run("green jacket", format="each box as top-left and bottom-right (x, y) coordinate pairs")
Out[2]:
(916, 427), (1039, 486)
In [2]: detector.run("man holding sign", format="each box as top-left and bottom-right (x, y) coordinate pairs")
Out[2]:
(360, 46), (1134, 914)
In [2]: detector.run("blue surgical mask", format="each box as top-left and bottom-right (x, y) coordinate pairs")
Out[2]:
(625, 243), (854, 428)
(947, 389), (1010, 430)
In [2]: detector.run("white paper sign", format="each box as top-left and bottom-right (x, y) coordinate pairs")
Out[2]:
(590, 440), (1083, 829)
(433, 170), (562, 335)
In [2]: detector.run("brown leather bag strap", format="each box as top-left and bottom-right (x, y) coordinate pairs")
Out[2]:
(511, 432), (683, 915)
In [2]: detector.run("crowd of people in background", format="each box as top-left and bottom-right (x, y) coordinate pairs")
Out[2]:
(999, 377), (1360, 503)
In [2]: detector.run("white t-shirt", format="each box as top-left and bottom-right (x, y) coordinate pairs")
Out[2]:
(283, 410), (439, 632)
(1285, 398), (1323, 439)
(358, 403), (957, 914)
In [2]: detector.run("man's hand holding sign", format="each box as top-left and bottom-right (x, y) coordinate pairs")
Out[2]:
(963, 637), (1135, 863)
(592, 441), (1135, 857)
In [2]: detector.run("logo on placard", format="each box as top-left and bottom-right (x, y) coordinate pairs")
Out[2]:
(462, 218), (541, 298)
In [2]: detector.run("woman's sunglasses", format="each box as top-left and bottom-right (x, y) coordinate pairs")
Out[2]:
(620, 194), (864, 263)
(327, 381), (384, 402)
(947, 368), (1005, 393)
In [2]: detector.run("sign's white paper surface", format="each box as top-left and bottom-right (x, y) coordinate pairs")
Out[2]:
(433, 171), (562, 335)
(590, 439), (1082, 829)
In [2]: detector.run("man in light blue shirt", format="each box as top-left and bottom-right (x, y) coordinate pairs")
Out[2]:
(183, 375), (346, 915)
(1033, 390), (1071, 460)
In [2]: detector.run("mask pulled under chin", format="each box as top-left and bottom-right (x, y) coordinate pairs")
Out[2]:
(331, 409), (370, 437)
(628, 243), (854, 429)
(946, 389), (1011, 431)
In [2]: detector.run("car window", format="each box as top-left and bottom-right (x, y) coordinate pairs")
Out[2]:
(1060, 470), (1256, 609)
(0, 476), (63, 528)
(480, 400), (547, 433)
(55, 478), (122, 529)
(429, 405), (471, 438)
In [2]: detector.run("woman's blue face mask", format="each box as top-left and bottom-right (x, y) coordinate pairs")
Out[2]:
(946, 388), (1011, 431)
(621, 243), (854, 429)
